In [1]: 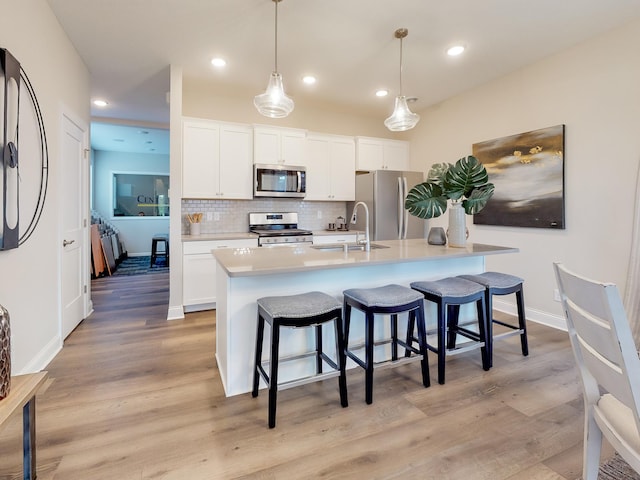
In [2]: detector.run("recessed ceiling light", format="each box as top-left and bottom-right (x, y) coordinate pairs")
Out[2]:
(211, 58), (226, 67)
(376, 89), (388, 97)
(406, 97), (418, 103)
(302, 75), (316, 85)
(447, 45), (465, 56)
(93, 99), (108, 107)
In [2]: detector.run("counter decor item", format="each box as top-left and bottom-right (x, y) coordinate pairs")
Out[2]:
(0, 304), (10, 400)
(404, 156), (494, 247)
(187, 213), (202, 236)
(427, 227), (447, 245)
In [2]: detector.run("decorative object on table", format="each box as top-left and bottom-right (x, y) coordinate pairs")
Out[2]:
(0, 304), (11, 400)
(472, 125), (565, 229)
(404, 156), (494, 247)
(427, 227), (447, 245)
(187, 212), (202, 236)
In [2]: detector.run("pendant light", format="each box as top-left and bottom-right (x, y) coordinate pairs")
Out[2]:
(384, 28), (420, 132)
(254, 0), (294, 118)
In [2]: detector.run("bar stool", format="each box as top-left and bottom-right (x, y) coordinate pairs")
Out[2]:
(252, 291), (348, 428)
(410, 277), (490, 385)
(343, 284), (429, 405)
(150, 234), (169, 267)
(458, 272), (528, 367)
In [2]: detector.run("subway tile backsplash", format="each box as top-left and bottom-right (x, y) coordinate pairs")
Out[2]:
(182, 199), (348, 234)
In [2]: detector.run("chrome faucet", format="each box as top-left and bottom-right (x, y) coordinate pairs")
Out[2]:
(350, 201), (370, 252)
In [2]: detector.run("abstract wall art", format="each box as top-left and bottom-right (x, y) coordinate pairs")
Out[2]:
(472, 124), (565, 229)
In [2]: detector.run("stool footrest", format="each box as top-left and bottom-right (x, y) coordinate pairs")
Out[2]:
(278, 370), (342, 391)
(493, 329), (525, 340)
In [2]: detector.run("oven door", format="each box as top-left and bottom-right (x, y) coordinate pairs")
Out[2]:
(254, 164), (306, 198)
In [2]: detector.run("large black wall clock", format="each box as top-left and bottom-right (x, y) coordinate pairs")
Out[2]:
(0, 48), (48, 251)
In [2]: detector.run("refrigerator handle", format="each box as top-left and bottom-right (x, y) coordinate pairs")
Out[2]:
(402, 176), (409, 239)
(397, 176), (403, 239)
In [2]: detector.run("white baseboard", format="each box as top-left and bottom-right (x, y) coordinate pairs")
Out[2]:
(493, 298), (567, 331)
(167, 304), (185, 320)
(18, 335), (62, 375)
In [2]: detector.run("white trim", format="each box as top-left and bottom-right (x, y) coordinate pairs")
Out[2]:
(167, 305), (185, 320)
(493, 297), (567, 331)
(18, 335), (62, 375)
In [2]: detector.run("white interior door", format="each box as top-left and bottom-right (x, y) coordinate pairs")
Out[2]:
(61, 114), (87, 339)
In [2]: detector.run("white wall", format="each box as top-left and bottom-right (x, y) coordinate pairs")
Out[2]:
(0, 0), (90, 373)
(407, 19), (640, 328)
(93, 150), (170, 254)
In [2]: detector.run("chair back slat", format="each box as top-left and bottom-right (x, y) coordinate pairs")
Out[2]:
(554, 263), (640, 417)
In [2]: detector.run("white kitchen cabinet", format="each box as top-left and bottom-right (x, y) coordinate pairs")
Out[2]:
(182, 118), (253, 199)
(355, 136), (409, 171)
(183, 238), (258, 311)
(305, 134), (355, 201)
(313, 233), (358, 245)
(253, 126), (306, 166)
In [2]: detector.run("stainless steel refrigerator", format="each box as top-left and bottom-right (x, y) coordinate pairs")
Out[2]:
(347, 170), (425, 241)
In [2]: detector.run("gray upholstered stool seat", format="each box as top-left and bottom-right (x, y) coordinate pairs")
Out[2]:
(458, 272), (528, 367)
(343, 284), (430, 405)
(410, 277), (490, 384)
(252, 291), (348, 428)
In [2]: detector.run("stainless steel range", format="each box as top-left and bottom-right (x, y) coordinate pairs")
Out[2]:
(249, 212), (313, 247)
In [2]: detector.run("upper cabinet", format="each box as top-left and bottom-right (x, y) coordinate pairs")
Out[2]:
(355, 136), (410, 171)
(182, 118), (253, 199)
(253, 126), (306, 166)
(306, 134), (355, 201)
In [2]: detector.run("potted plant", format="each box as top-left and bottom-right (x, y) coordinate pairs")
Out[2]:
(405, 155), (495, 247)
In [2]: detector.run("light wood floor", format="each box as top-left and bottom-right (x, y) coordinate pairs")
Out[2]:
(0, 272), (601, 479)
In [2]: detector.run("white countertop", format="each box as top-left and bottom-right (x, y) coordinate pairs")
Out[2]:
(182, 232), (258, 242)
(213, 239), (518, 277)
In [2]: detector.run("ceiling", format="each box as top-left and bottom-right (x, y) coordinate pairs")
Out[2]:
(47, 0), (640, 151)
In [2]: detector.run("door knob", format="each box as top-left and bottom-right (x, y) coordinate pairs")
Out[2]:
(63, 239), (75, 247)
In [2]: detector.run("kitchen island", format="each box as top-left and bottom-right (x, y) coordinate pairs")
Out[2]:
(213, 239), (517, 397)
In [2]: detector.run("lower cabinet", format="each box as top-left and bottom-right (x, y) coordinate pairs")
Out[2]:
(183, 238), (258, 311)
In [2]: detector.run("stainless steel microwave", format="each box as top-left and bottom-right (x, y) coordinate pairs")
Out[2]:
(254, 164), (306, 198)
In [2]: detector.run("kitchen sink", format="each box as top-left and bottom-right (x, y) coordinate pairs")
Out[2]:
(311, 242), (390, 252)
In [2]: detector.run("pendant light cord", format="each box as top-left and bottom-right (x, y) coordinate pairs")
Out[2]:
(399, 35), (403, 96)
(274, 0), (279, 73)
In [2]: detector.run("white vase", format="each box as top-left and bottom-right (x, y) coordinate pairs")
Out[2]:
(447, 202), (468, 248)
(189, 223), (201, 236)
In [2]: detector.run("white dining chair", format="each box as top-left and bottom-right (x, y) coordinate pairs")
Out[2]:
(554, 262), (640, 480)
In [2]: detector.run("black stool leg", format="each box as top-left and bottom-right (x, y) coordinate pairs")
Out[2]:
(268, 321), (280, 429)
(365, 310), (375, 405)
(415, 306), (430, 388)
(391, 314), (398, 361)
(476, 298), (490, 371)
(252, 314), (265, 397)
(446, 305), (460, 349)
(315, 324), (323, 374)
(333, 314), (348, 408)
(437, 301), (446, 385)
(404, 312), (416, 358)
(516, 288), (529, 356)
(484, 289), (494, 368)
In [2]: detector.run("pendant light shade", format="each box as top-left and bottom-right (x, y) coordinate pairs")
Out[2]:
(254, 0), (294, 118)
(384, 28), (420, 132)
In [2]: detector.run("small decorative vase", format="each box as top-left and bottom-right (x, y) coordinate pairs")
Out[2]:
(447, 202), (468, 248)
(0, 304), (10, 401)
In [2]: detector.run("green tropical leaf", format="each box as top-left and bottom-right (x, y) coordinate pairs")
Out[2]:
(404, 182), (448, 219)
(426, 163), (452, 186)
(462, 183), (495, 214)
(444, 156), (489, 200)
